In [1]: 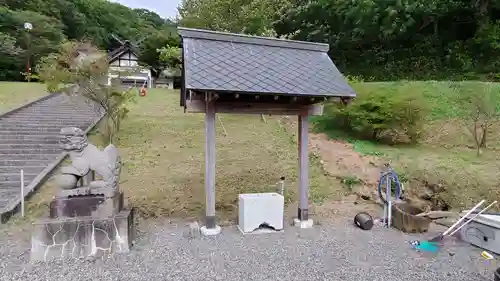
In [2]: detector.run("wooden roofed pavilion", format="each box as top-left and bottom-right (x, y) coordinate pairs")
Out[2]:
(178, 27), (356, 234)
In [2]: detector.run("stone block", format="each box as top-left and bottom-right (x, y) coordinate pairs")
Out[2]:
(49, 188), (124, 218)
(31, 209), (135, 262)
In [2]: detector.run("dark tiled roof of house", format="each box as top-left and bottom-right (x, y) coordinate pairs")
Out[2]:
(108, 41), (137, 62)
(178, 27), (356, 97)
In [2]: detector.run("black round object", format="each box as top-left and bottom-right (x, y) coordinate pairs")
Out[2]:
(494, 267), (500, 281)
(354, 212), (374, 230)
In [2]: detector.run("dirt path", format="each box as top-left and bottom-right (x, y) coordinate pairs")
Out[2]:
(311, 133), (382, 191)
(310, 133), (382, 190)
(280, 116), (383, 196)
(277, 116), (387, 219)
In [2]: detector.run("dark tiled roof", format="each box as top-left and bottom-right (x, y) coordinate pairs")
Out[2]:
(108, 41), (137, 62)
(178, 28), (356, 97)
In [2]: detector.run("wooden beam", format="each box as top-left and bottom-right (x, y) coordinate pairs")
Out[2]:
(298, 114), (309, 221)
(205, 100), (217, 229)
(185, 100), (324, 116)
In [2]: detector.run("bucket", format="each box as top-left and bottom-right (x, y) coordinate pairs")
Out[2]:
(391, 202), (431, 233)
(354, 212), (374, 230)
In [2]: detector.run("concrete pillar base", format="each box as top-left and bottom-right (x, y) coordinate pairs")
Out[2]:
(293, 218), (314, 229)
(200, 225), (221, 236)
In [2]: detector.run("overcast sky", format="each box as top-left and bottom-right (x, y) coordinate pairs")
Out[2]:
(111, 0), (181, 19)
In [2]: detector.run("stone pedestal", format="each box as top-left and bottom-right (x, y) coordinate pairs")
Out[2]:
(31, 210), (134, 262)
(31, 187), (135, 262)
(49, 187), (124, 218)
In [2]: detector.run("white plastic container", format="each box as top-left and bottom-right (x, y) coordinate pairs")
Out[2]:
(238, 192), (284, 234)
(459, 213), (500, 254)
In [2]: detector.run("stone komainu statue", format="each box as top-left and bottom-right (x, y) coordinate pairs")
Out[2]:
(56, 127), (121, 190)
(31, 128), (134, 263)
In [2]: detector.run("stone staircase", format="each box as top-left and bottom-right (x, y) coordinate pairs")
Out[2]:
(0, 93), (103, 222)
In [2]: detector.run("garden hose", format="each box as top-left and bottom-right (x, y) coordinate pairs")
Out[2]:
(377, 170), (403, 205)
(378, 168), (403, 228)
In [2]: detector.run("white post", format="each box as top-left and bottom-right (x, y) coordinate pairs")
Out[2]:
(20, 169), (25, 217)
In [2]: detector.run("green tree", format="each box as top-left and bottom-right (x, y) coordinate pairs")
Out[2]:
(0, 6), (66, 80)
(158, 46), (182, 70)
(273, 0), (500, 80)
(0, 0), (177, 81)
(178, 0), (289, 35)
(0, 32), (22, 55)
(451, 82), (500, 155)
(0, 32), (23, 80)
(138, 31), (181, 78)
(37, 41), (136, 144)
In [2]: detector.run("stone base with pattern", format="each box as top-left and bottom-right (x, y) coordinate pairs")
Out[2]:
(31, 209), (134, 262)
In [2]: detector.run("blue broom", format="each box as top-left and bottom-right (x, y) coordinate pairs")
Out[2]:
(410, 240), (439, 253)
(410, 200), (491, 253)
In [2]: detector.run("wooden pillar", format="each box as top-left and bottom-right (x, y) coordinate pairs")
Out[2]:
(298, 114), (309, 221)
(205, 99), (217, 229)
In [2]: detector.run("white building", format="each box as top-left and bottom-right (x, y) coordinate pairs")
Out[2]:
(107, 41), (152, 88)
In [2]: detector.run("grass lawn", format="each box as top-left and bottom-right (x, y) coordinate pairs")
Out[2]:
(13, 88), (343, 225)
(0, 82), (48, 114)
(313, 81), (500, 210)
(115, 89), (342, 222)
(15, 81), (496, 225)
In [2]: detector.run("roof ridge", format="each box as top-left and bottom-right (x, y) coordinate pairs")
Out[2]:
(108, 44), (138, 61)
(178, 27), (329, 52)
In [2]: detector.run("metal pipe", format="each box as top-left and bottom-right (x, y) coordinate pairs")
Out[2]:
(386, 172), (392, 228)
(378, 166), (402, 228)
(277, 176), (285, 196)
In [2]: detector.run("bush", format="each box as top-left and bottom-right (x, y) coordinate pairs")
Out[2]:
(323, 83), (427, 144)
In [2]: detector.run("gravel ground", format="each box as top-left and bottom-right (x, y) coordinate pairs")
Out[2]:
(0, 219), (496, 281)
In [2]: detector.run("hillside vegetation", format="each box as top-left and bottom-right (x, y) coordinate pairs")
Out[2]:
(313, 81), (500, 210)
(0, 0), (179, 81)
(3, 0), (500, 83)
(179, 0), (500, 81)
